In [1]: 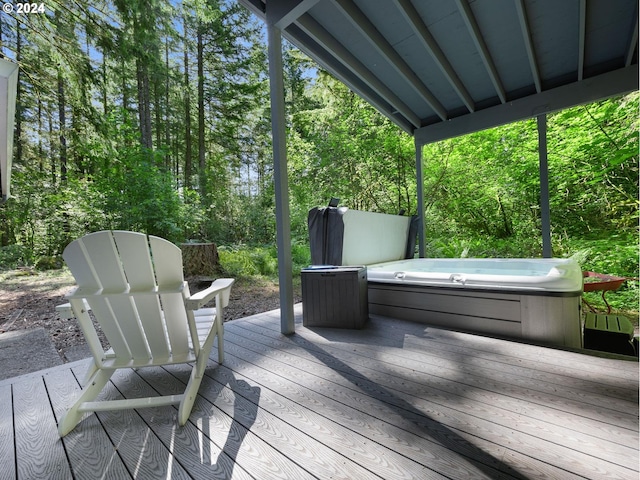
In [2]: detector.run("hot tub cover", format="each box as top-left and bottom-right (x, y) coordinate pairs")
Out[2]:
(308, 206), (419, 266)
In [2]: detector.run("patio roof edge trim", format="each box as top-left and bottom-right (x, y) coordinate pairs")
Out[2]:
(269, 0), (319, 29)
(414, 64), (639, 146)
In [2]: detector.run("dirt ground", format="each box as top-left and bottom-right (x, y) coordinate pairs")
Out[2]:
(0, 269), (301, 362)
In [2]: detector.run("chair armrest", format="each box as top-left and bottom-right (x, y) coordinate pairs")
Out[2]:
(185, 278), (235, 311)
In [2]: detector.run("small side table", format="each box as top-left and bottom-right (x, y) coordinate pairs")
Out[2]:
(301, 266), (368, 329)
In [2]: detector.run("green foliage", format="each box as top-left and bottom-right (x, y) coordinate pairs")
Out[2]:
(287, 73), (417, 225)
(0, 245), (31, 269)
(0, 0), (636, 323)
(218, 243), (311, 279)
(291, 242), (312, 272)
(563, 234), (639, 279)
(546, 93), (639, 234)
(3, 167), (107, 259)
(566, 234), (639, 317)
(34, 256), (64, 270)
(419, 94), (638, 256)
(218, 245), (275, 277)
(425, 234), (547, 260)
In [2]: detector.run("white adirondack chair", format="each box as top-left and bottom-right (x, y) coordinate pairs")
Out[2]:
(56, 230), (234, 437)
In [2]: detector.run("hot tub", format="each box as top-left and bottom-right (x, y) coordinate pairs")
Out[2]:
(307, 207), (584, 348)
(367, 258), (583, 348)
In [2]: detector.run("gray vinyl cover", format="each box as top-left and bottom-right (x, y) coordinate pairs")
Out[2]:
(308, 206), (347, 265)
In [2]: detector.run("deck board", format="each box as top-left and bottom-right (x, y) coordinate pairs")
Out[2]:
(219, 340), (523, 479)
(0, 384), (16, 479)
(44, 368), (132, 479)
(1, 306), (638, 479)
(228, 320), (637, 461)
(13, 376), (72, 479)
(224, 321), (637, 478)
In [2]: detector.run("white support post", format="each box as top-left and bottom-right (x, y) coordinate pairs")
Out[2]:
(266, 15), (295, 334)
(537, 114), (552, 258)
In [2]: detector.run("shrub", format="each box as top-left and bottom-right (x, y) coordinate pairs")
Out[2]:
(0, 244), (31, 270)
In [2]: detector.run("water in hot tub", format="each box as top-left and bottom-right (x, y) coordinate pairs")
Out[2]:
(371, 259), (559, 277)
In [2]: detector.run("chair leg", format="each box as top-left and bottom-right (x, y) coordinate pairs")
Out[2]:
(178, 352), (207, 426)
(217, 327), (224, 364)
(80, 361), (99, 387)
(58, 369), (114, 437)
(178, 324), (223, 425)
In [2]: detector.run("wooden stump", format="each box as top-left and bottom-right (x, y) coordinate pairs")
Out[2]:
(181, 242), (220, 277)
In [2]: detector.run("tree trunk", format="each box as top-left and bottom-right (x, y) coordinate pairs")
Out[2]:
(154, 68), (161, 155)
(37, 94), (43, 172)
(181, 242), (220, 277)
(49, 110), (55, 184)
(136, 59), (152, 149)
(102, 48), (108, 116)
(57, 71), (67, 183)
(165, 40), (171, 171)
(121, 56), (128, 114)
(197, 24), (206, 198)
(184, 16), (192, 188)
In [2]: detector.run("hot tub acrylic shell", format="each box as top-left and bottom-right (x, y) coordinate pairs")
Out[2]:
(367, 258), (583, 348)
(367, 258), (583, 292)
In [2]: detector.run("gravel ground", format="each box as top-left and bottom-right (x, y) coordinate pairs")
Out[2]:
(0, 269), (301, 362)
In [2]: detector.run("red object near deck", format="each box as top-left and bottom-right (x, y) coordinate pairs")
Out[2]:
(582, 271), (627, 313)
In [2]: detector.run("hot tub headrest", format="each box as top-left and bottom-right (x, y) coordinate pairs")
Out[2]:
(308, 207), (419, 266)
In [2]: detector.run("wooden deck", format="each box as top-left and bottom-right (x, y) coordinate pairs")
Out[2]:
(1, 304), (638, 479)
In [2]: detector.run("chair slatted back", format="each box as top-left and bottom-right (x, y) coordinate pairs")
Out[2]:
(63, 231), (190, 361)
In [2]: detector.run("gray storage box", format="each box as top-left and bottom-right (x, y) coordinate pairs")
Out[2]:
(301, 266), (368, 328)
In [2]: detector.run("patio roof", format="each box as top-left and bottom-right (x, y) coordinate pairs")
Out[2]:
(237, 0), (639, 334)
(239, 0), (638, 144)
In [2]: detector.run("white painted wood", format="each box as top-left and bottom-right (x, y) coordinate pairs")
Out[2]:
(68, 298), (105, 365)
(161, 291), (190, 356)
(148, 234), (184, 287)
(83, 296), (132, 358)
(57, 230), (235, 437)
(80, 231), (127, 293)
(186, 278), (235, 310)
(55, 299), (89, 319)
(108, 296), (150, 359)
(131, 295), (170, 358)
(112, 230), (156, 290)
(62, 239), (101, 293)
